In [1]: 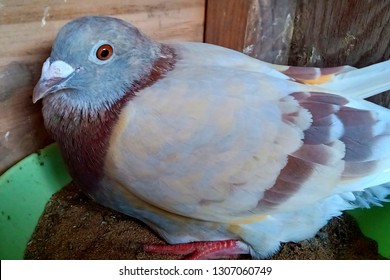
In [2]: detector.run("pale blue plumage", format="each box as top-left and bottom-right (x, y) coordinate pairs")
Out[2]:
(33, 16), (390, 259)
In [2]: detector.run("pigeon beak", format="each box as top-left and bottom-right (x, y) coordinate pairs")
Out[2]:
(33, 58), (76, 103)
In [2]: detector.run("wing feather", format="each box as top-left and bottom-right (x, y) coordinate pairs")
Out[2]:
(105, 42), (390, 224)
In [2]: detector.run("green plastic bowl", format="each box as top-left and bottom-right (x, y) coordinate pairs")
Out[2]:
(0, 144), (389, 259)
(349, 202), (390, 259)
(0, 144), (71, 259)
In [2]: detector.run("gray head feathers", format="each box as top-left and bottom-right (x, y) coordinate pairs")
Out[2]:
(45, 16), (163, 110)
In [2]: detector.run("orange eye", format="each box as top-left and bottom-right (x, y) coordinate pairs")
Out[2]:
(96, 44), (113, 60)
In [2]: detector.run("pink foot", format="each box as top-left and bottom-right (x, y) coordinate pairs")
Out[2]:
(144, 240), (249, 260)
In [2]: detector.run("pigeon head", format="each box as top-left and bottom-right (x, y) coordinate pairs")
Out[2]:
(32, 16), (175, 189)
(33, 16), (168, 110)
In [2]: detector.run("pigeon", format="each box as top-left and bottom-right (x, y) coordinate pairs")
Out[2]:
(33, 16), (390, 259)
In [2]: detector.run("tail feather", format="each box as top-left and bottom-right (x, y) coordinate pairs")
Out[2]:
(272, 60), (390, 99)
(318, 60), (390, 99)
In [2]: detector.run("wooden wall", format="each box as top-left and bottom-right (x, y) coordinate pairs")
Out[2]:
(205, 0), (390, 118)
(0, 0), (205, 174)
(205, 0), (390, 66)
(1, 0), (390, 174)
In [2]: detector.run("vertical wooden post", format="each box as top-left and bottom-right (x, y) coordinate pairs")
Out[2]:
(205, 0), (256, 53)
(244, 0), (297, 64)
(205, 0), (298, 64)
(288, 0), (390, 67)
(205, 0), (390, 67)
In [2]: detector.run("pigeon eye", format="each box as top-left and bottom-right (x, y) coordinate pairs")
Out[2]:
(96, 44), (113, 60)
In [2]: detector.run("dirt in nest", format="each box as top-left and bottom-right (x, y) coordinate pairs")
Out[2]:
(24, 182), (382, 260)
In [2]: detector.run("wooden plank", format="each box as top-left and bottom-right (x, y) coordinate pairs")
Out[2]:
(206, 0), (390, 67)
(243, 0), (297, 64)
(0, 0), (205, 68)
(0, 0), (205, 174)
(289, 0), (390, 67)
(205, 0), (255, 52)
(205, 0), (297, 64)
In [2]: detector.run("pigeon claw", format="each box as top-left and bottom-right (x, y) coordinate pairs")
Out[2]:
(144, 239), (249, 260)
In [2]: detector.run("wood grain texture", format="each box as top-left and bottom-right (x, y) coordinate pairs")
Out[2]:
(206, 0), (390, 67)
(289, 0), (390, 67)
(205, 0), (255, 52)
(243, 0), (297, 64)
(205, 0), (297, 64)
(0, 0), (205, 174)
